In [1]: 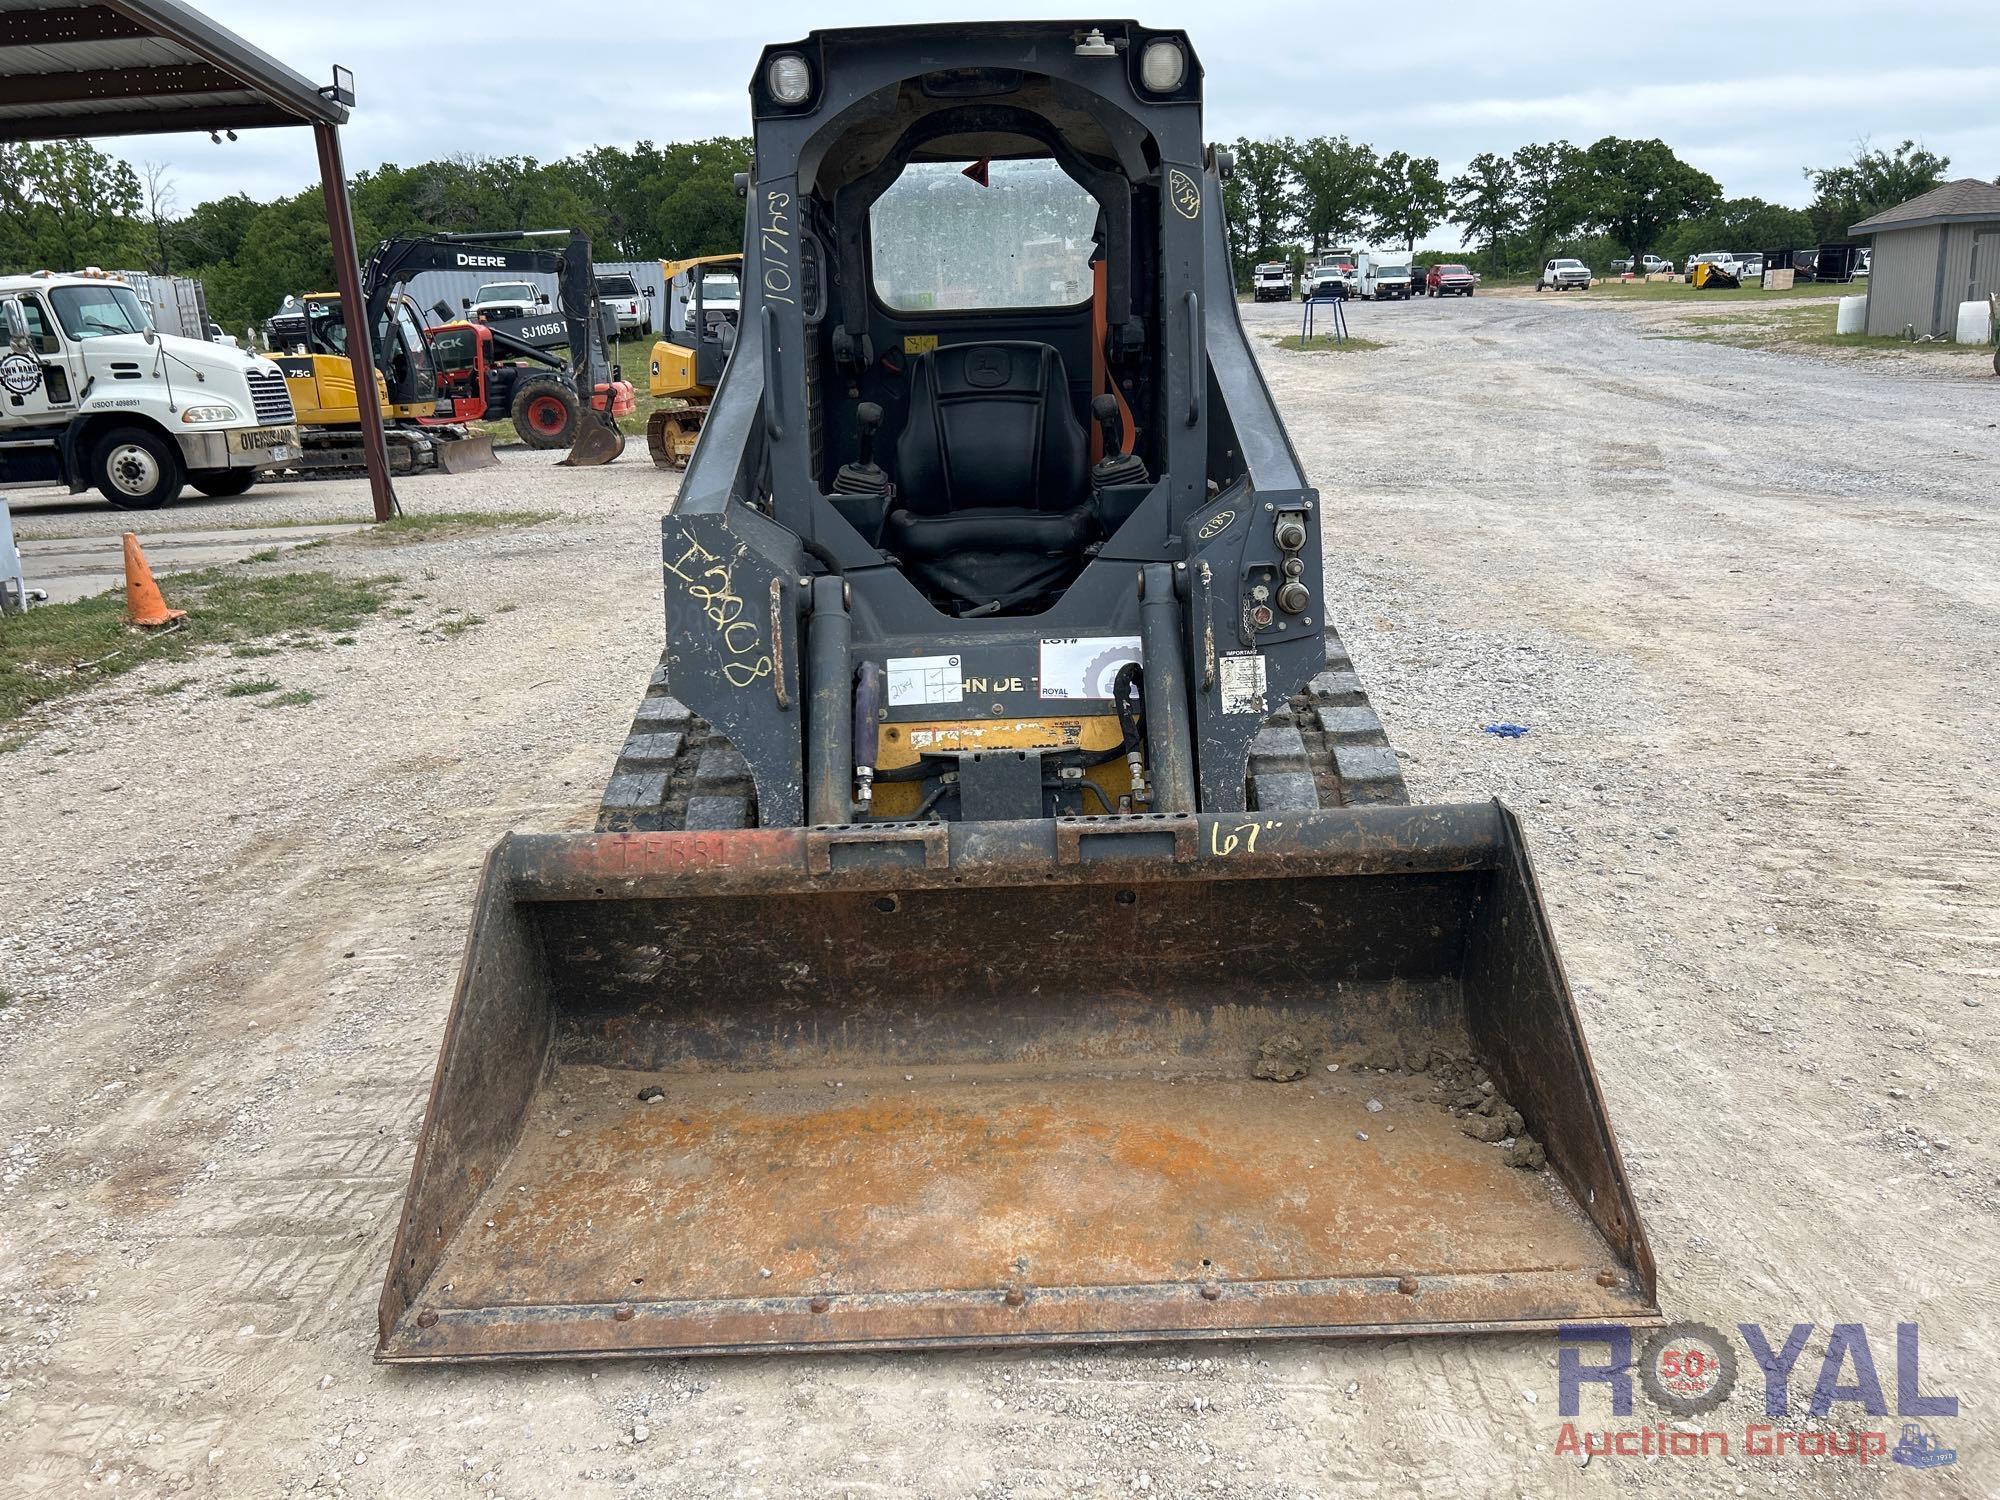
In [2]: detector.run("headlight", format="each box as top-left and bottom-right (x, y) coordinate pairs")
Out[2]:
(180, 403), (241, 424)
(766, 52), (812, 105)
(1139, 39), (1186, 92)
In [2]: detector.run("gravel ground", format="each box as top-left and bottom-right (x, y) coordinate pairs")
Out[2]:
(2, 295), (1994, 1498)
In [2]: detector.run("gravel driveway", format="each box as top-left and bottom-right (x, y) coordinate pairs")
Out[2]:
(2, 296), (1994, 1497)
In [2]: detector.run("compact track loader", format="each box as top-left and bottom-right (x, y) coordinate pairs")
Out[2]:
(380, 21), (1659, 1362)
(646, 253), (743, 468)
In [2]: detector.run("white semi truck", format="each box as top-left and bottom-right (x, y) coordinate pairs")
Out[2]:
(0, 269), (298, 509)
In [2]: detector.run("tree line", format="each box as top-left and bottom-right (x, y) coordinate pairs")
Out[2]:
(0, 132), (1966, 323)
(0, 138), (751, 334)
(1223, 135), (1957, 279)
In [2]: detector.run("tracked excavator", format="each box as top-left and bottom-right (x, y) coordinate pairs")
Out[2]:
(272, 230), (630, 473)
(379, 21), (1660, 1362)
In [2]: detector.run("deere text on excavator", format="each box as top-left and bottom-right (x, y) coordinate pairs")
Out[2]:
(379, 21), (1660, 1362)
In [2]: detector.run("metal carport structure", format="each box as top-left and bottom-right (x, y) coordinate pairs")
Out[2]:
(0, 0), (397, 519)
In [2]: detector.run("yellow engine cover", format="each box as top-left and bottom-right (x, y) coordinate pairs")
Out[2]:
(276, 354), (396, 428)
(870, 715), (1132, 819)
(649, 339), (699, 401)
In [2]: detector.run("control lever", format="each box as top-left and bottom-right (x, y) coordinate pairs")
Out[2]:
(832, 401), (892, 498)
(1090, 392), (1149, 489)
(1093, 393), (1122, 457)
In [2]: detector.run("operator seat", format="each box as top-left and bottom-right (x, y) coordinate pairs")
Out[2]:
(886, 341), (1092, 611)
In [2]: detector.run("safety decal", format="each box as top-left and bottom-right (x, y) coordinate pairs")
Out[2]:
(1219, 651), (1267, 715)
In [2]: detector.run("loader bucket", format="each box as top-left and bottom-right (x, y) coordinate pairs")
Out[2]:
(379, 803), (1659, 1362)
(560, 416), (625, 467)
(434, 432), (499, 475)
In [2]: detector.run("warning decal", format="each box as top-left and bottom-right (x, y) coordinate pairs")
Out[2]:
(1219, 652), (1267, 715)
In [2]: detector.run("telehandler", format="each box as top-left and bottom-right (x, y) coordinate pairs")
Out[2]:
(380, 21), (1659, 1361)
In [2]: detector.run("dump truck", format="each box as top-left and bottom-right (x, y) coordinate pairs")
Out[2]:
(378, 20), (1660, 1362)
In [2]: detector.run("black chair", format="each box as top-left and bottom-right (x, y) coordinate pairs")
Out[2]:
(885, 341), (1094, 612)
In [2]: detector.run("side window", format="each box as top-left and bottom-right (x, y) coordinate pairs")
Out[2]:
(19, 296), (59, 355)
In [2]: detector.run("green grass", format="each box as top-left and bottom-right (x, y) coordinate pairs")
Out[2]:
(222, 678), (280, 697)
(435, 612), (486, 638)
(1276, 334), (1388, 353)
(146, 676), (199, 696)
(357, 509), (560, 545)
(1578, 278), (1856, 303)
(261, 689), (317, 708)
(0, 569), (398, 724)
(1654, 301), (1995, 356)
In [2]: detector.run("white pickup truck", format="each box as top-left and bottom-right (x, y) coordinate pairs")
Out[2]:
(0, 270), (296, 509)
(1536, 257), (1593, 291)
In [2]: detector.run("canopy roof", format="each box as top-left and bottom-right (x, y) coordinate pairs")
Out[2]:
(0, 0), (347, 143)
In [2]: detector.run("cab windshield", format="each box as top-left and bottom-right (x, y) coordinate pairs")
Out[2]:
(870, 157), (1099, 312)
(698, 275), (741, 303)
(479, 283), (537, 303)
(595, 275), (639, 297)
(50, 283), (150, 339)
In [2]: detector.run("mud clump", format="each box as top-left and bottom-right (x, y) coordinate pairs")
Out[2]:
(1432, 1055), (1543, 1167)
(1252, 1034), (1313, 1082)
(1505, 1135), (1548, 1170)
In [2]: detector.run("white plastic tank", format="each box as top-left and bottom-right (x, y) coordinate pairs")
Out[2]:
(1836, 295), (1867, 336)
(1954, 299), (1993, 346)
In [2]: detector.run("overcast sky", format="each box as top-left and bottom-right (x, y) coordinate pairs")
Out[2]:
(116, 1), (2000, 224)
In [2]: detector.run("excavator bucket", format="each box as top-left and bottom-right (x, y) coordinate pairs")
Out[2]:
(434, 432), (499, 475)
(560, 415), (626, 468)
(378, 803), (1659, 1362)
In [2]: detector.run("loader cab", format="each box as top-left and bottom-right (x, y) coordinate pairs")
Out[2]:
(669, 22), (1323, 827)
(300, 292), (438, 414)
(715, 29), (1241, 623)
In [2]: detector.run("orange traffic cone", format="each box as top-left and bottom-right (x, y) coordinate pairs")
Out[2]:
(123, 532), (185, 628)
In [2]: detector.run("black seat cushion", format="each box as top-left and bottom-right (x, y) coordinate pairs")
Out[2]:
(893, 342), (1089, 514)
(883, 507), (1091, 611)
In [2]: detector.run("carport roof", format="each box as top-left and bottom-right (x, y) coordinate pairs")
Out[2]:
(0, 0), (347, 143)
(1850, 178), (2000, 236)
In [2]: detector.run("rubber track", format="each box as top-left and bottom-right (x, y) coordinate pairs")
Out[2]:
(596, 626), (1407, 830)
(595, 660), (756, 832)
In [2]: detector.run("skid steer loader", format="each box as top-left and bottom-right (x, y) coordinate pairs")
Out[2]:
(379, 21), (1660, 1362)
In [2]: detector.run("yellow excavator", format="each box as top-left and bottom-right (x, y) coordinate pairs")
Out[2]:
(268, 290), (496, 473)
(645, 253), (742, 467)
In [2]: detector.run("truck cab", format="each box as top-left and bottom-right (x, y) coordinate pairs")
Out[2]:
(0, 269), (296, 509)
(465, 281), (546, 323)
(1251, 260), (1291, 301)
(1361, 259), (1412, 300)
